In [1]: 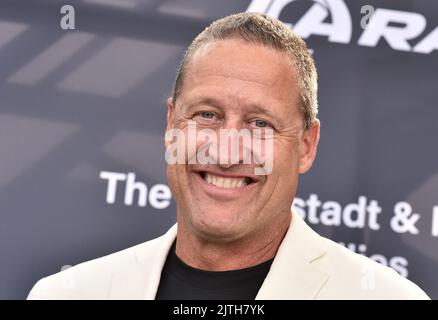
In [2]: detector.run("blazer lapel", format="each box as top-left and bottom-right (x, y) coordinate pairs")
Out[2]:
(139, 225), (178, 299)
(107, 224), (177, 299)
(256, 212), (330, 300)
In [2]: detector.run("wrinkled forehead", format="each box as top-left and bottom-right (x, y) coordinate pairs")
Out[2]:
(186, 38), (298, 88)
(178, 39), (300, 116)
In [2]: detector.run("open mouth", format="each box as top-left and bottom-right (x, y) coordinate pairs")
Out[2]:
(197, 171), (257, 189)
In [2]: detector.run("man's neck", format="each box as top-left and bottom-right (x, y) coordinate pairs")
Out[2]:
(175, 213), (291, 271)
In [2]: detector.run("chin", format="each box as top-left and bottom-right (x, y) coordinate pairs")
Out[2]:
(191, 209), (248, 241)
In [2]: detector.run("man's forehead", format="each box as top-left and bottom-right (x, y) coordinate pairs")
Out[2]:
(185, 38), (298, 87)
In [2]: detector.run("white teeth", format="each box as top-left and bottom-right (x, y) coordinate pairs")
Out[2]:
(202, 173), (249, 189)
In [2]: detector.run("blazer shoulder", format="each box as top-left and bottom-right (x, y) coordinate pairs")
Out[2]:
(27, 231), (172, 300)
(315, 237), (430, 300)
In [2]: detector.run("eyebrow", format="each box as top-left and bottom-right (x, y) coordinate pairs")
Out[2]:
(245, 103), (284, 124)
(183, 97), (222, 112)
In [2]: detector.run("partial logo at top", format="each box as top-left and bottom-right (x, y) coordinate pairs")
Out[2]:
(247, 0), (438, 54)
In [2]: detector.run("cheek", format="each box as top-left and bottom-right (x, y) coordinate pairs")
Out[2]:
(166, 166), (178, 200)
(270, 147), (300, 197)
(273, 140), (300, 170)
(167, 165), (187, 194)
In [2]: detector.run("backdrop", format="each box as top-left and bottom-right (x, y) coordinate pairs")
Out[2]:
(0, 0), (437, 299)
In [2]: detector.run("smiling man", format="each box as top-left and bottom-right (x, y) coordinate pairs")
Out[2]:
(28, 12), (429, 300)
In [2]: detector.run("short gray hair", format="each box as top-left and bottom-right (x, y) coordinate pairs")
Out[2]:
(171, 12), (318, 129)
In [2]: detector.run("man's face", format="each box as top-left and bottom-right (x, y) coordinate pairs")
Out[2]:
(166, 39), (319, 242)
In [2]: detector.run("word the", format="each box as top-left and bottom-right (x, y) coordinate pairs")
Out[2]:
(99, 171), (171, 209)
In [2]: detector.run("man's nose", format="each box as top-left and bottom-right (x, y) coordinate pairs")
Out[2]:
(216, 121), (250, 168)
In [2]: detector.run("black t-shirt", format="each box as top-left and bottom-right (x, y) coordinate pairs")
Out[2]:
(155, 242), (274, 300)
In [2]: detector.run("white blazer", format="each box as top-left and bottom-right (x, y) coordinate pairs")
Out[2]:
(27, 213), (429, 300)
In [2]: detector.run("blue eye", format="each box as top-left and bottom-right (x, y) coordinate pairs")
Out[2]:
(254, 119), (268, 128)
(200, 111), (215, 119)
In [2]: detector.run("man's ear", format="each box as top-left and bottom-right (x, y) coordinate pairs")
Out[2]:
(298, 119), (320, 174)
(165, 97), (175, 149)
